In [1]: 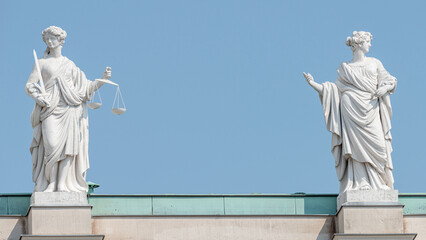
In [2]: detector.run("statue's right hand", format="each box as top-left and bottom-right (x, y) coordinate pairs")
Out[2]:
(26, 83), (50, 107)
(35, 94), (50, 107)
(302, 72), (323, 95)
(26, 82), (42, 95)
(303, 72), (314, 84)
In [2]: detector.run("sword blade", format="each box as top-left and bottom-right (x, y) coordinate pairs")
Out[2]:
(33, 49), (46, 93)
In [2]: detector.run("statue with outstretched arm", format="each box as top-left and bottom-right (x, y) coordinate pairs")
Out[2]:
(26, 26), (111, 192)
(303, 31), (397, 194)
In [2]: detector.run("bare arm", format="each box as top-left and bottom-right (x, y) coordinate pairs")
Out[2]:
(303, 72), (323, 95)
(374, 59), (397, 98)
(26, 64), (39, 85)
(374, 83), (394, 98)
(25, 63), (50, 107)
(87, 67), (112, 94)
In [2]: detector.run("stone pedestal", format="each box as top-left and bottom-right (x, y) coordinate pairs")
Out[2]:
(28, 205), (92, 235)
(336, 203), (404, 234)
(335, 190), (417, 239)
(25, 192), (103, 239)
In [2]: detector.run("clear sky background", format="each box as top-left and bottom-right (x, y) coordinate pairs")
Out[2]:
(1, 0), (425, 194)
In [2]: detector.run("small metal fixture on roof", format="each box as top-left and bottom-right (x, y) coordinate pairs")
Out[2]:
(87, 181), (100, 194)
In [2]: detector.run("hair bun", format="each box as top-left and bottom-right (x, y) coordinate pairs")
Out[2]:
(42, 26), (67, 46)
(346, 31), (372, 49)
(345, 37), (352, 47)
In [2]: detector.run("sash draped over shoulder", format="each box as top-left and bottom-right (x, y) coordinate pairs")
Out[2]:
(320, 58), (396, 193)
(30, 57), (96, 192)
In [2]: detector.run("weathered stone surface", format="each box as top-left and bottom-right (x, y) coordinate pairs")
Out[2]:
(0, 216), (26, 240)
(336, 204), (404, 234)
(1, 213), (425, 240)
(404, 215), (426, 240)
(31, 192), (88, 206)
(337, 190), (398, 210)
(92, 216), (334, 240)
(332, 233), (417, 240)
(28, 206), (92, 235)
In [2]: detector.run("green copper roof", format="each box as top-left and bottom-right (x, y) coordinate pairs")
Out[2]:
(1, 193), (426, 216)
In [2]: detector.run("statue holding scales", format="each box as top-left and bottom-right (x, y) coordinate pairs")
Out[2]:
(26, 26), (123, 192)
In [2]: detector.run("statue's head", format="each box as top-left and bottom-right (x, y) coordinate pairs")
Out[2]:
(346, 31), (372, 53)
(42, 26), (67, 48)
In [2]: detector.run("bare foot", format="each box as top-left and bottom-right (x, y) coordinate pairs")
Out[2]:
(44, 183), (56, 192)
(359, 185), (372, 190)
(57, 185), (67, 192)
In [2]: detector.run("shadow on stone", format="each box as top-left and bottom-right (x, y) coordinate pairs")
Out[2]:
(7, 217), (26, 240)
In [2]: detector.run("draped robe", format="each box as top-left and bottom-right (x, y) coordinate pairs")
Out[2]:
(29, 57), (97, 192)
(320, 58), (397, 193)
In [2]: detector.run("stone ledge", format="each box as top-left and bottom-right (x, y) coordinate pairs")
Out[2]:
(333, 233), (417, 240)
(20, 235), (104, 240)
(30, 205), (92, 209)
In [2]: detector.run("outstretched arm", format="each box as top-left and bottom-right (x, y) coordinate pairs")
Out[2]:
(303, 72), (323, 95)
(88, 67), (112, 95)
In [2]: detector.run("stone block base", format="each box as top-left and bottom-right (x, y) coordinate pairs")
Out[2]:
(332, 233), (417, 240)
(28, 192), (92, 235)
(20, 235), (104, 240)
(337, 190), (398, 210)
(31, 192), (88, 206)
(336, 203), (404, 234)
(28, 206), (92, 235)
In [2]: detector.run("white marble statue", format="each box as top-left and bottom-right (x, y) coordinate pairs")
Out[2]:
(26, 26), (111, 192)
(303, 31), (397, 194)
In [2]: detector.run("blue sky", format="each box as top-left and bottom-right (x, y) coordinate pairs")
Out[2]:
(1, 0), (425, 194)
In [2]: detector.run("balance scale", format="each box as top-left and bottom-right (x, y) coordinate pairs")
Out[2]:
(33, 49), (126, 115)
(88, 77), (127, 115)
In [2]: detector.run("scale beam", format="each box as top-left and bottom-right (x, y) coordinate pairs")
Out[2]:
(95, 78), (119, 86)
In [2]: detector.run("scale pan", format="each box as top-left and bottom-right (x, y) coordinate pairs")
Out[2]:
(88, 102), (102, 109)
(112, 107), (126, 115)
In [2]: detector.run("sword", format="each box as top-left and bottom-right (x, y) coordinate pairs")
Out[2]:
(32, 49), (46, 93)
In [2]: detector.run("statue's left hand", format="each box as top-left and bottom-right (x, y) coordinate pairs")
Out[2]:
(374, 86), (389, 98)
(103, 67), (111, 79)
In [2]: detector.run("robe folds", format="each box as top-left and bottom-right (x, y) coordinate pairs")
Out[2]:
(320, 58), (397, 193)
(29, 57), (96, 192)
